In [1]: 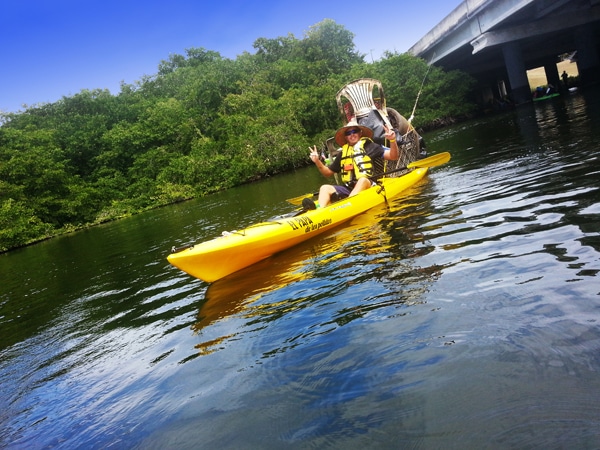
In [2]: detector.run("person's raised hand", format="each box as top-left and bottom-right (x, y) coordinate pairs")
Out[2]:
(383, 125), (396, 142)
(309, 145), (320, 163)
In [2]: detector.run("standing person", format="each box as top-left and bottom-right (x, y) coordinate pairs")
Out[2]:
(561, 70), (569, 88)
(303, 120), (399, 210)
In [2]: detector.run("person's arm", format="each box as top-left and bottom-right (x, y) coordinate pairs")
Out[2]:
(382, 126), (399, 161)
(309, 145), (336, 177)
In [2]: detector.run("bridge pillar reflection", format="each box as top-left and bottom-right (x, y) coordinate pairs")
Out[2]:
(501, 41), (530, 104)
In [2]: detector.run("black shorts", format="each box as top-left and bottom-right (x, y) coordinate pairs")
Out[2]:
(333, 185), (352, 198)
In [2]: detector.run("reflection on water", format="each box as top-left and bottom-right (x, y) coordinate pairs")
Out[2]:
(193, 193), (438, 357)
(1, 90), (600, 449)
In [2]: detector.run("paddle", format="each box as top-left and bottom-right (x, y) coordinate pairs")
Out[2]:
(286, 152), (451, 205)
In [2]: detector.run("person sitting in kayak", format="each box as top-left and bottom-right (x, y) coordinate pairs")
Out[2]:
(303, 120), (399, 209)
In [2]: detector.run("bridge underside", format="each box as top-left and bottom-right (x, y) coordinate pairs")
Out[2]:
(409, 0), (600, 105)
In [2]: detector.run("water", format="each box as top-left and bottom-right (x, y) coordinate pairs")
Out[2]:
(1, 90), (600, 449)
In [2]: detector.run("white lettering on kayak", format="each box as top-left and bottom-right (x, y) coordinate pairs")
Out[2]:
(330, 201), (352, 211)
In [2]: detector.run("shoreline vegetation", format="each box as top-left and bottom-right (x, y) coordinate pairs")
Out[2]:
(0, 20), (481, 253)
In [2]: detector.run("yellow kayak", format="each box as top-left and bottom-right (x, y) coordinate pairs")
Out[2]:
(168, 167), (430, 282)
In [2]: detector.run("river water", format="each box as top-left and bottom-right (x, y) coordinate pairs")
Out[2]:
(1, 89), (600, 449)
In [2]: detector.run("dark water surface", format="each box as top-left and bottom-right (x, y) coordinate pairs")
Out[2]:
(2, 89), (600, 449)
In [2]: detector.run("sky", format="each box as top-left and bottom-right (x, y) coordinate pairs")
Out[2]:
(1, 0), (460, 114)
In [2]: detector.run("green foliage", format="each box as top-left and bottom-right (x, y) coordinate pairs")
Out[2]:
(0, 199), (52, 251)
(0, 20), (476, 252)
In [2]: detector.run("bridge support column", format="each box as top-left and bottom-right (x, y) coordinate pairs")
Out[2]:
(544, 61), (560, 91)
(502, 41), (530, 104)
(575, 23), (600, 86)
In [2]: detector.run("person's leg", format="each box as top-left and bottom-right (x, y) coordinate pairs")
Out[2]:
(348, 177), (372, 197)
(318, 184), (338, 207)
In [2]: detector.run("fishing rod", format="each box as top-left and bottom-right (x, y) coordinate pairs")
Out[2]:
(408, 54), (435, 124)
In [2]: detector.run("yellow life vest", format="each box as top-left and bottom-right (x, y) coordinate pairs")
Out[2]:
(340, 138), (374, 184)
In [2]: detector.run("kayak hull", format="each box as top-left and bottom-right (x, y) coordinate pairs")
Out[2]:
(167, 168), (428, 282)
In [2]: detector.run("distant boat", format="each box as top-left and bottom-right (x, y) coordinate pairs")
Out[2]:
(533, 92), (560, 102)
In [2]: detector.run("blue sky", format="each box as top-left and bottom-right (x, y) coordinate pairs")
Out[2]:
(1, 0), (459, 114)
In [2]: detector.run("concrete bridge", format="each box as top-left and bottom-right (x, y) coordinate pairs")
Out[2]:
(408, 0), (600, 104)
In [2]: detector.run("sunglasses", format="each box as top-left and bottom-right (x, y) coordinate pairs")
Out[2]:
(344, 129), (361, 136)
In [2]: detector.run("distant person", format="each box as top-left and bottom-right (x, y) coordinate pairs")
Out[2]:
(304, 121), (399, 209)
(561, 70), (569, 87)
